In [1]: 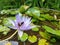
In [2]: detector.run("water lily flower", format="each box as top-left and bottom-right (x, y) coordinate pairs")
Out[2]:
(8, 13), (36, 37)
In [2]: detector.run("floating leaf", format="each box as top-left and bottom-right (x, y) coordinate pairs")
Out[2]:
(42, 25), (60, 36)
(18, 5), (29, 13)
(39, 17), (46, 21)
(38, 39), (49, 45)
(31, 18), (37, 22)
(0, 20), (2, 23)
(3, 17), (15, 26)
(1, 9), (19, 15)
(26, 7), (40, 18)
(18, 33), (28, 42)
(40, 14), (54, 20)
(28, 35), (37, 43)
(39, 31), (51, 40)
(32, 27), (39, 31)
(1, 10), (10, 15)
(9, 10), (19, 15)
(0, 25), (10, 35)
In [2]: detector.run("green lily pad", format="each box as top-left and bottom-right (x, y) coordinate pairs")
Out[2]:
(1, 10), (10, 15)
(39, 31), (51, 40)
(31, 19), (37, 22)
(32, 27), (39, 31)
(18, 33), (28, 42)
(38, 39), (49, 45)
(26, 7), (40, 18)
(0, 25), (10, 35)
(18, 5), (29, 13)
(39, 17), (46, 21)
(28, 35), (37, 43)
(42, 25), (60, 36)
(40, 14), (55, 20)
(3, 17), (15, 26)
(0, 20), (2, 23)
(1, 9), (19, 15)
(9, 10), (19, 15)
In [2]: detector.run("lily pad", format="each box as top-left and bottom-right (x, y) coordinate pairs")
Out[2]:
(38, 39), (49, 45)
(32, 27), (39, 31)
(26, 7), (40, 18)
(40, 14), (55, 20)
(1, 10), (10, 15)
(39, 31), (51, 40)
(31, 18), (37, 22)
(0, 20), (2, 23)
(18, 33), (28, 42)
(1, 9), (19, 15)
(42, 25), (60, 36)
(0, 25), (10, 35)
(18, 5), (29, 13)
(28, 35), (37, 43)
(9, 10), (19, 15)
(3, 17), (15, 27)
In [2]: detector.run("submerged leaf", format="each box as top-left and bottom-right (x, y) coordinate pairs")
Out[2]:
(51, 21), (60, 29)
(28, 35), (37, 43)
(50, 38), (56, 43)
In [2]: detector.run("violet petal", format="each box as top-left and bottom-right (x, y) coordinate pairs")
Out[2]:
(16, 13), (22, 23)
(18, 30), (23, 38)
(9, 26), (17, 29)
(8, 19), (15, 26)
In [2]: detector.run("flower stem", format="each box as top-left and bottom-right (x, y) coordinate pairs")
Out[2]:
(0, 30), (18, 41)
(23, 42), (26, 45)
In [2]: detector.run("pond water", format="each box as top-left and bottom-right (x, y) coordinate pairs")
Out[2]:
(0, 8), (60, 45)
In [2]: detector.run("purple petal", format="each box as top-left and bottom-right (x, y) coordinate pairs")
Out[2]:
(26, 25), (36, 30)
(25, 17), (31, 23)
(23, 17), (31, 27)
(20, 25), (36, 30)
(14, 20), (19, 29)
(22, 16), (31, 22)
(8, 19), (15, 26)
(16, 13), (22, 23)
(18, 30), (23, 38)
(22, 16), (26, 22)
(9, 26), (17, 29)
(25, 20), (31, 27)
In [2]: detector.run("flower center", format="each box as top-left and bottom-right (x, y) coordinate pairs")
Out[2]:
(18, 22), (24, 26)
